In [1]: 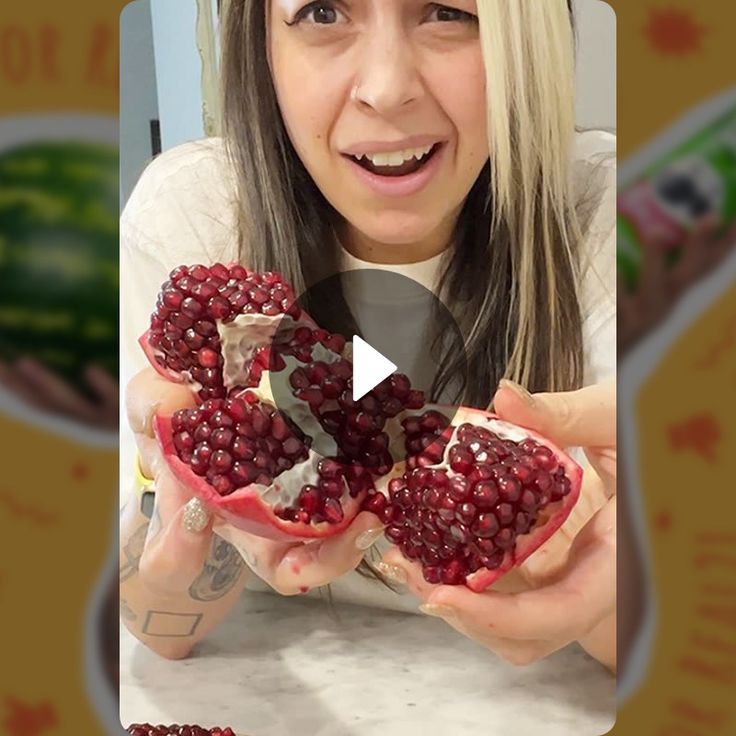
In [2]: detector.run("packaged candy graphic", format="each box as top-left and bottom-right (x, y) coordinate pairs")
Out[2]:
(618, 100), (736, 290)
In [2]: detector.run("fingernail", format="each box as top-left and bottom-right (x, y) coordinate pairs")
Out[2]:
(376, 562), (408, 585)
(499, 379), (534, 406)
(419, 603), (456, 619)
(182, 497), (210, 533)
(355, 527), (385, 550)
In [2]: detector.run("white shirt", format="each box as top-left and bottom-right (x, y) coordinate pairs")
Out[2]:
(120, 130), (615, 611)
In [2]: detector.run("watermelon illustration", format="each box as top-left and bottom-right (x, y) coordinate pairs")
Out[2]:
(0, 141), (118, 395)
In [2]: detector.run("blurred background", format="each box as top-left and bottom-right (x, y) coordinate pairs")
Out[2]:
(0, 0), (734, 734)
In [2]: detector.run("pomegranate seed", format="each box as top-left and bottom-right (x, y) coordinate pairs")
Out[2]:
(198, 347), (219, 368)
(520, 490), (537, 512)
(494, 528), (515, 549)
(323, 498), (344, 524)
(514, 512), (532, 534)
(319, 479), (343, 498)
(472, 513), (499, 538)
(282, 437), (305, 457)
(231, 461), (256, 486)
(296, 388), (324, 408)
(173, 431), (194, 453)
(448, 476), (470, 501)
(450, 523), (471, 544)
(363, 492), (387, 515)
(423, 565), (442, 584)
(193, 424), (212, 443)
(224, 398), (248, 422)
(323, 333), (346, 352)
(534, 470), (553, 494)
(481, 550), (505, 570)
(298, 486), (320, 514)
(472, 481), (498, 509)
(498, 476), (521, 502)
(495, 502), (514, 525)
(211, 449), (233, 473)
(441, 559), (466, 585)
(211, 410), (234, 429)
(455, 502), (477, 525)
(421, 527), (442, 548)
(211, 474), (233, 495)
(322, 376), (344, 399)
(209, 428), (233, 450)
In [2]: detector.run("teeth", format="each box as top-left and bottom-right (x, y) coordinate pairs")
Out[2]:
(360, 144), (434, 167)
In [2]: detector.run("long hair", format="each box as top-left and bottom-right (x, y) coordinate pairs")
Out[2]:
(220, 0), (586, 410)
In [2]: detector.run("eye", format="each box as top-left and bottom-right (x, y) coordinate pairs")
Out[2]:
(288, 1), (344, 25)
(426, 3), (477, 24)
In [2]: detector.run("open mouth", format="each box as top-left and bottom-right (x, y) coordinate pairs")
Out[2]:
(346, 143), (442, 178)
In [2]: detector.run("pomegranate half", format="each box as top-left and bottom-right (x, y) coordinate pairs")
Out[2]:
(363, 405), (583, 592)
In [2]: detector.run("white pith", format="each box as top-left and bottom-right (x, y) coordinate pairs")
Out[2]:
(219, 313), (299, 390)
(255, 447), (349, 509)
(375, 409), (532, 495)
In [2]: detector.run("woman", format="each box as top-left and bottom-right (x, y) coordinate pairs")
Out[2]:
(120, 0), (616, 669)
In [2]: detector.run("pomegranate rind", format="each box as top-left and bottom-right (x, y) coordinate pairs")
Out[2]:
(154, 414), (365, 541)
(139, 330), (185, 383)
(454, 407), (582, 592)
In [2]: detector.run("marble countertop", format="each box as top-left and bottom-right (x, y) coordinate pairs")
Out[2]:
(120, 591), (614, 736)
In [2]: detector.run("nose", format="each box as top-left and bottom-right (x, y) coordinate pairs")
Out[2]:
(351, 30), (423, 115)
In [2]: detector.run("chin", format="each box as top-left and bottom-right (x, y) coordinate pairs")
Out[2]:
(350, 211), (446, 249)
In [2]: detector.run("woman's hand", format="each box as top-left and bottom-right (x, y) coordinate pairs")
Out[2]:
(125, 368), (219, 597)
(214, 511), (384, 596)
(381, 381), (617, 671)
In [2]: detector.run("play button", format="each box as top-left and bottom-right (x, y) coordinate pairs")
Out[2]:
(266, 268), (468, 469)
(351, 335), (397, 401)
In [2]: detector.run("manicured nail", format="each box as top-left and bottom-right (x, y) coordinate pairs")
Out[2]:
(419, 603), (456, 619)
(355, 527), (385, 550)
(182, 497), (210, 533)
(376, 562), (408, 585)
(499, 379), (534, 406)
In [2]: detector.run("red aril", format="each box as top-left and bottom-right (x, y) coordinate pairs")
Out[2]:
(367, 405), (583, 591)
(146, 265), (583, 565)
(126, 725), (235, 736)
(155, 393), (369, 540)
(140, 264), (318, 400)
(154, 327), (427, 540)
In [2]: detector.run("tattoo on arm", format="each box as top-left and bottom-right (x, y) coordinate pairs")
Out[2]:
(120, 522), (149, 583)
(120, 599), (137, 622)
(188, 535), (245, 602)
(142, 610), (203, 637)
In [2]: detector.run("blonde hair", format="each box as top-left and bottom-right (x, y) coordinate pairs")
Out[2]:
(478, 0), (582, 390)
(221, 0), (586, 404)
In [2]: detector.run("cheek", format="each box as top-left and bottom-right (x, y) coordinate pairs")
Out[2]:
(427, 50), (488, 159)
(269, 44), (335, 160)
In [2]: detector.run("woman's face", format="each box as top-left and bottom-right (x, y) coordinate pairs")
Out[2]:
(269, 0), (488, 257)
